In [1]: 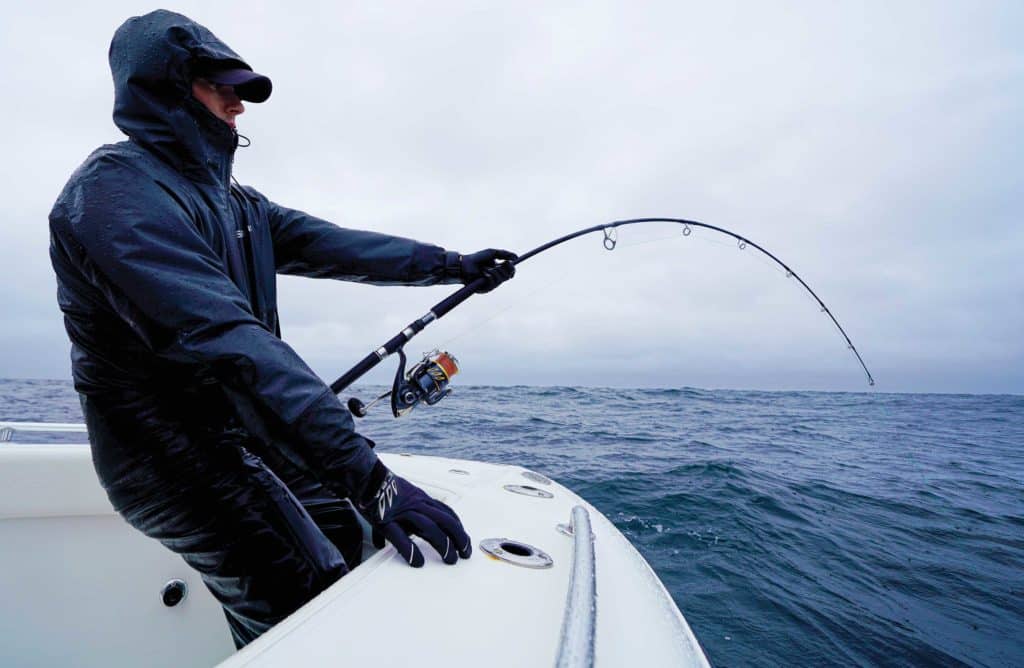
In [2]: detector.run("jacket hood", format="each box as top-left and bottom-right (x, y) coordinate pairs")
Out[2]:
(108, 10), (259, 181)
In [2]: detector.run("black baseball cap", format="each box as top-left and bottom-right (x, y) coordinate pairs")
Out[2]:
(194, 62), (272, 103)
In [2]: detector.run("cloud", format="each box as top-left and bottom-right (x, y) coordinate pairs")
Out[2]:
(1, 1), (1021, 393)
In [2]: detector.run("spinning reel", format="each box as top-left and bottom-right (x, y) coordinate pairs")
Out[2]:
(347, 349), (460, 418)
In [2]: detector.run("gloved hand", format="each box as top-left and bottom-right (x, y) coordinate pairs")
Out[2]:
(357, 461), (472, 567)
(459, 248), (518, 293)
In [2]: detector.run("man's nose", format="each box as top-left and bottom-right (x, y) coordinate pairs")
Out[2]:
(227, 96), (245, 116)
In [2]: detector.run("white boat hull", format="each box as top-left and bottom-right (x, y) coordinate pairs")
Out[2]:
(0, 440), (709, 667)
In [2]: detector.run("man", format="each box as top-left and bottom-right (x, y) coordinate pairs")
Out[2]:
(48, 10), (515, 648)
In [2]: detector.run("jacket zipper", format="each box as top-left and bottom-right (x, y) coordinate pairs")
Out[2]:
(222, 156), (263, 322)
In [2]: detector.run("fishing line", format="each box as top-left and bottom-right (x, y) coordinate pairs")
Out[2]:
(435, 228), (673, 349)
(332, 217), (875, 417)
(589, 218), (873, 385)
(433, 267), (576, 350)
(615, 232), (690, 250)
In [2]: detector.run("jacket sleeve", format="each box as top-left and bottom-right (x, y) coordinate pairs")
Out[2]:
(248, 187), (464, 286)
(51, 156), (378, 500)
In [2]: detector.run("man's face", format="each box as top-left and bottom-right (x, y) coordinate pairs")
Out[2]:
(191, 78), (245, 129)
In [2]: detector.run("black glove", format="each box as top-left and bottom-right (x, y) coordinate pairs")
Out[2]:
(459, 248), (517, 293)
(357, 461), (472, 567)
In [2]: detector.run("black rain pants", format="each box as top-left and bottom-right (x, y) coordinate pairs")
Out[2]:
(81, 392), (365, 648)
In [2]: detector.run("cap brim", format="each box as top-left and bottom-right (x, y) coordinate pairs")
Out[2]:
(204, 68), (273, 103)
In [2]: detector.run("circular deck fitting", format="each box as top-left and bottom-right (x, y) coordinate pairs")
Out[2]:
(480, 538), (553, 569)
(503, 484), (554, 499)
(448, 468), (470, 475)
(556, 522), (573, 537)
(522, 470), (552, 485)
(161, 579), (188, 607)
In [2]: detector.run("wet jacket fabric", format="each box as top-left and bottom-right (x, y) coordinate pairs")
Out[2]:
(49, 10), (460, 646)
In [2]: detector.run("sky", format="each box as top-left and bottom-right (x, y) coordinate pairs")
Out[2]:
(0, 1), (1021, 394)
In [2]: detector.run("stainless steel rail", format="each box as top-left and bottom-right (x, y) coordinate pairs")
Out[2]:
(0, 421), (87, 442)
(555, 505), (597, 668)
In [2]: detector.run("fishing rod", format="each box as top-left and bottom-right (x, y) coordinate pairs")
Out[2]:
(332, 217), (875, 417)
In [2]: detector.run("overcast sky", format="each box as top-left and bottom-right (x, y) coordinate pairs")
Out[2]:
(0, 1), (1020, 394)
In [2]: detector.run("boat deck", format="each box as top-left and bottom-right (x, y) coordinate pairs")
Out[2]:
(0, 423), (708, 667)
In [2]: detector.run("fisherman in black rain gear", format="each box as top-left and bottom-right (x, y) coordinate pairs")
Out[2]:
(48, 10), (515, 648)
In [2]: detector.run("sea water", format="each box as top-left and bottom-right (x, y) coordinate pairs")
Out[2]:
(2, 379), (1021, 667)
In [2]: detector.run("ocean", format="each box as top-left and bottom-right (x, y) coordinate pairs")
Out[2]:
(2, 379), (1022, 667)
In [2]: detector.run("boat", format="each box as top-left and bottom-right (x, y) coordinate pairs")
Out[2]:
(0, 421), (710, 667)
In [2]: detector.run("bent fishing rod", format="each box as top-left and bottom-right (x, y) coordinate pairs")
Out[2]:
(331, 218), (875, 418)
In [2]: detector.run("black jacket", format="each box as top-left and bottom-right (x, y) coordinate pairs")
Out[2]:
(49, 10), (461, 500)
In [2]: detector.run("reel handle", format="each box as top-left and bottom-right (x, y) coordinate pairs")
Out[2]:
(347, 397), (368, 417)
